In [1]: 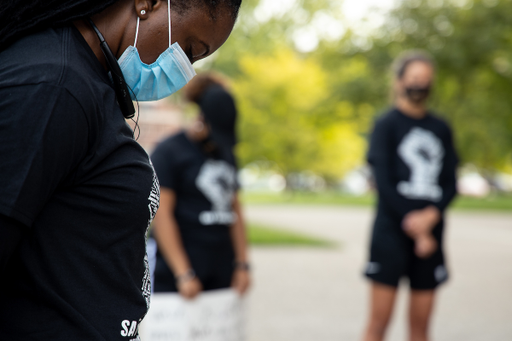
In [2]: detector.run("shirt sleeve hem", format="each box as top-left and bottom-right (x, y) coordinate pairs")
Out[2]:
(0, 202), (34, 227)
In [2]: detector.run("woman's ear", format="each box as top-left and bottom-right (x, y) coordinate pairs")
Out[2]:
(134, 0), (155, 19)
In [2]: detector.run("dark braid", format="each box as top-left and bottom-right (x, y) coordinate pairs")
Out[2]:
(0, 0), (242, 51)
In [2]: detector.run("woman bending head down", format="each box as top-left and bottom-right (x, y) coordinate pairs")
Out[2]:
(2, 0), (241, 104)
(0, 1), (241, 340)
(1, 0), (241, 61)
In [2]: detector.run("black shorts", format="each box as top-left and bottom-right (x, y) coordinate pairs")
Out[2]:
(364, 217), (448, 290)
(153, 240), (235, 293)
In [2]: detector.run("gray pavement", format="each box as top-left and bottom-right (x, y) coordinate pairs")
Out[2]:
(244, 205), (512, 341)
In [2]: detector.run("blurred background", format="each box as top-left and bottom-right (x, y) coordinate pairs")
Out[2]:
(136, 0), (512, 340)
(138, 0), (512, 201)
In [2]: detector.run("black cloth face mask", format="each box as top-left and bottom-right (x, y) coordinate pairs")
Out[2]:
(405, 86), (431, 104)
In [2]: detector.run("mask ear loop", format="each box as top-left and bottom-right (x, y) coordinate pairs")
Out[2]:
(134, 17), (140, 48)
(130, 99), (141, 141)
(129, 16), (141, 140)
(168, 0), (172, 48)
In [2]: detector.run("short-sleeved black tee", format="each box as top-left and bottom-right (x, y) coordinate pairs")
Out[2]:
(150, 131), (238, 245)
(0, 26), (160, 340)
(367, 108), (458, 231)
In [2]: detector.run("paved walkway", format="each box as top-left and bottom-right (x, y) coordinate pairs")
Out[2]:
(244, 205), (512, 341)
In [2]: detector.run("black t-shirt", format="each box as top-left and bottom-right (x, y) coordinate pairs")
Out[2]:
(367, 108), (458, 230)
(0, 26), (159, 340)
(150, 131), (238, 246)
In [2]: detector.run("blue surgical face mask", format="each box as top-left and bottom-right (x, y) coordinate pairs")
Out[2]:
(118, 0), (196, 101)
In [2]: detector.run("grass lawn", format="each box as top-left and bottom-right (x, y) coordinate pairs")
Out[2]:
(241, 191), (512, 211)
(451, 195), (512, 211)
(248, 223), (335, 248)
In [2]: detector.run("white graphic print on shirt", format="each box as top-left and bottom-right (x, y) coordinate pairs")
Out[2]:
(120, 167), (160, 339)
(195, 159), (237, 225)
(397, 127), (444, 202)
(142, 170), (160, 310)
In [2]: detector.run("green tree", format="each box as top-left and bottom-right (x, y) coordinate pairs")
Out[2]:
(201, 0), (512, 180)
(232, 48), (365, 181)
(328, 0), (512, 170)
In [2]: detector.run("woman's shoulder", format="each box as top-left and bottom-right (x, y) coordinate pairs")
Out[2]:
(152, 131), (190, 157)
(150, 131), (194, 174)
(0, 26), (109, 105)
(0, 28), (67, 88)
(159, 131), (188, 147)
(427, 111), (454, 135)
(372, 108), (398, 131)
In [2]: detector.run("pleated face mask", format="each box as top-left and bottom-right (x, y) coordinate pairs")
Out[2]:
(118, 0), (196, 101)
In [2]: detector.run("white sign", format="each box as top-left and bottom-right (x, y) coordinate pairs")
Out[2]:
(139, 289), (246, 341)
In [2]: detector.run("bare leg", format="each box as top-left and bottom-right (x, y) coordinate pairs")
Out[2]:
(409, 289), (436, 341)
(362, 282), (398, 341)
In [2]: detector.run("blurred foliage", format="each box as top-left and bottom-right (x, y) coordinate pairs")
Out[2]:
(363, 0), (512, 171)
(233, 48), (365, 180)
(202, 0), (512, 181)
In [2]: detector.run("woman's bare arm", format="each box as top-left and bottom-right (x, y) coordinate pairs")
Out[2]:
(229, 192), (251, 294)
(152, 188), (201, 298)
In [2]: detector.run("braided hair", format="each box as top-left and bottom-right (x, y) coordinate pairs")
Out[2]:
(0, 0), (242, 51)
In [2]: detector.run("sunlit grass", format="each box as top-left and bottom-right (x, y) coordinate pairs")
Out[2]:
(242, 191), (375, 206)
(241, 191), (512, 211)
(248, 223), (335, 248)
(452, 195), (512, 211)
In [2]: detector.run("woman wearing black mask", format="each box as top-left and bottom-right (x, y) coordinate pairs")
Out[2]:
(362, 51), (458, 341)
(149, 74), (250, 300)
(0, 1), (241, 339)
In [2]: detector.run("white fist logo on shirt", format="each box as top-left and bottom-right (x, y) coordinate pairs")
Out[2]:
(196, 159), (237, 225)
(397, 127), (444, 202)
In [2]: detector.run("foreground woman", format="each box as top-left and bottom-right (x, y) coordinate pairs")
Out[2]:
(0, 0), (240, 339)
(362, 51), (458, 341)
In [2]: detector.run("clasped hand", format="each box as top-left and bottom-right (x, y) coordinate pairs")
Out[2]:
(402, 206), (441, 259)
(402, 205), (440, 238)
